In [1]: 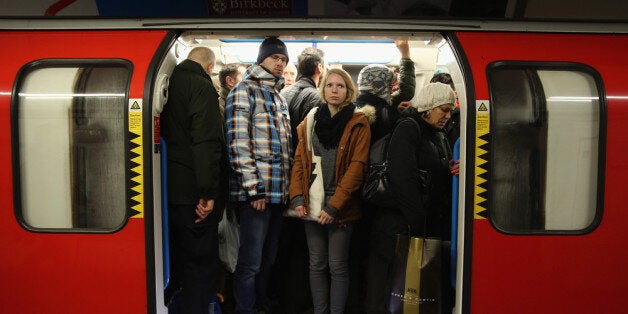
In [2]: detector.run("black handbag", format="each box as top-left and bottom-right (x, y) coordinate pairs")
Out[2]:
(361, 133), (396, 208)
(362, 117), (422, 209)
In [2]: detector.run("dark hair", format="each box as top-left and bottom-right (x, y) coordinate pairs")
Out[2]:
(219, 63), (245, 89)
(430, 72), (455, 91)
(297, 47), (325, 78)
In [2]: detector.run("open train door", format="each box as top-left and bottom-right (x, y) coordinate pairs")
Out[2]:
(0, 29), (171, 313)
(456, 31), (628, 313)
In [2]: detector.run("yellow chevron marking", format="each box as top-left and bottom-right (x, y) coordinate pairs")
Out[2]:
(132, 156), (143, 166)
(476, 156), (487, 167)
(476, 137), (488, 147)
(132, 176), (143, 186)
(132, 194), (143, 203)
(475, 185), (486, 195)
(474, 100), (490, 219)
(475, 176), (486, 186)
(474, 210), (487, 220)
(476, 146), (487, 157)
(129, 99), (143, 218)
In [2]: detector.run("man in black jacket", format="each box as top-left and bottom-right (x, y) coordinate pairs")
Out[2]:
(161, 46), (228, 314)
(281, 46), (326, 151)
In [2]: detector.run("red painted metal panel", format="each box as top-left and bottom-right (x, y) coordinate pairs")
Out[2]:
(0, 30), (167, 313)
(457, 32), (628, 313)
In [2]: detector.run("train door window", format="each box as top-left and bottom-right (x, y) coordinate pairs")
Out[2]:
(13, 60), (132, 231)
(487, 63), (603, 233)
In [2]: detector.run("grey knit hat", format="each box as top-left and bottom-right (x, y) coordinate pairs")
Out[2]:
(414, 82), (456, 112)
(357, 64), (394, 104)
(257, 37), (289, 64)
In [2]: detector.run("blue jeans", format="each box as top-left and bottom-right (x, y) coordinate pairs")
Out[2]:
(304, 221), (354, 314)
(233, 203), (284, 314)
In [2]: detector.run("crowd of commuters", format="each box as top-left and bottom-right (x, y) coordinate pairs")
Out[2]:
(161, 36), (460, 314)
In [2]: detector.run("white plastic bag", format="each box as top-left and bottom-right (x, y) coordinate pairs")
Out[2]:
(218, 207), (239, 273)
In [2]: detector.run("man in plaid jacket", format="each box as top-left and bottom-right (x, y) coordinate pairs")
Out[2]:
(225, 36), (291, 314)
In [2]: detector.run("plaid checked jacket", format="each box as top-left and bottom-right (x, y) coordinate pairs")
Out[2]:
(225, 64), (292, 204)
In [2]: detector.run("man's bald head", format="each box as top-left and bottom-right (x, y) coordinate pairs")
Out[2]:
(188, 47), (216, 75)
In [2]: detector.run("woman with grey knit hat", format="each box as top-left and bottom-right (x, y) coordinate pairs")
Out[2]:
(354, 40), (416, 144)
(365, 82), (457, 314)
(352, 40), (416, 314)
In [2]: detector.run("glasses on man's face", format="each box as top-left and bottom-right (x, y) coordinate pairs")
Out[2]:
(269, 54), (288, 65)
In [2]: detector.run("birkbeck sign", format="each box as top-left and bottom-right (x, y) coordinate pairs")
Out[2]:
(209, 0), (291, 15)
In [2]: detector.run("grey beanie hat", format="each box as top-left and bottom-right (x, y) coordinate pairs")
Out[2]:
(257, 37), (289, 64)
(357, 64), (394, 103)
(414, 82), (456, 112)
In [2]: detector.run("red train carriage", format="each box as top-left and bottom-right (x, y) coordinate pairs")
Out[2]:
(0, 18), (626, 313)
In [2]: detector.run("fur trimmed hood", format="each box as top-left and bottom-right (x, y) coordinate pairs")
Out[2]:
(357, 104), (377, 125)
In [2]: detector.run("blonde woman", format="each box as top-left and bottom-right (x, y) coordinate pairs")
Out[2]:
(289, 68), (371, 314)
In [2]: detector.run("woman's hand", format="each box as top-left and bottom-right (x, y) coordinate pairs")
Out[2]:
(397, 101), (412, 112)
(395, 39), (410, 59)
(318, 210), (335, 225)
(294, 205), (309, 218)
(449, 159), (460, 176)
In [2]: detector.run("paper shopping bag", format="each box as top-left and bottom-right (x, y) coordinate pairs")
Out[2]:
(388, 235), (442, 314)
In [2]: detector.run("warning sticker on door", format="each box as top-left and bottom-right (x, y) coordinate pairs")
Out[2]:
(474, 101), (489, 219)
(129, 99), (143, 219)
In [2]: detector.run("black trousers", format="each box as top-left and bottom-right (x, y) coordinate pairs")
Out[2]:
(365, 246), (394, 314)
(364, 211), (404, 314)
(169, 204), (220, 314)
(271, 217), (313, 313)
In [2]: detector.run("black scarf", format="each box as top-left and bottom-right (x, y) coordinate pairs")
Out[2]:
(314, 103), (356, 149)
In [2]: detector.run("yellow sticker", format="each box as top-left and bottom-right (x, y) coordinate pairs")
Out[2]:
(474, 101), (489, 219)
(129, 99), (143, 218)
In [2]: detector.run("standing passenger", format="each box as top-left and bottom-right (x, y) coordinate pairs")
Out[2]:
(282, 62), (298, 89)
(355, 39), (416, 143)
(281, 47), (327, 160)
(368, 82), (457, 314)
(216, 61), (247, 314)
(274, 46), (327, 313)
(289, 68), (371, 314)
(430, 72), (460, 150)
(218, 63), (247, 115)
(225, 37), (291, 314)
(161, 46), (228, 314)
(355, 40), (416, 314)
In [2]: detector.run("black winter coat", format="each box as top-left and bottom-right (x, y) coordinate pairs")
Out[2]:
(281, 77), (322, 152)
(355, 92), (398, 144)
(161, 59), (228, 220)
(388, 107), (453, 239)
